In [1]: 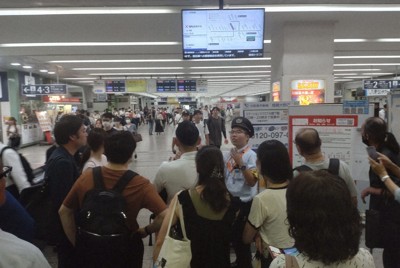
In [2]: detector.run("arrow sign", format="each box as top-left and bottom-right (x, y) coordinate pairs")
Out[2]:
(21, 84), (67, 95)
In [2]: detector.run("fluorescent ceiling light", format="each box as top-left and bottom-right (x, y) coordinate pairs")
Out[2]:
(202, 75), (270, 78)
(72, 67), (184, 71)
(334, 73), (358, 76)
(335, 56), (400, 59)
(0, 7), (177, 16)
(51, 59), (182, 63)
(343, 76), (372, 79)
(0, 42), (179, 47)
(189, 65), (270, 69)
(89, 72), (185, 76)
(10, 63), (21, 66)
(100, 76), (186, 80)
(50, 57), (270, 63)
(362, 73), (393, 75)
(207, 79), (262, 82)
(1, 5), (400, 16)
(48, 71), (56, 74)
(40, 69), (48, 72)
(190, 71), (271, 75)
(264, 40), (271, 44)
(333, 69), (381, 71)
(22, 66), (32, 69)
(335, 63), (400, 66)
(334, 38), (400, 43)
(76, 81), (95, 83)
(63, 77), (94, 80)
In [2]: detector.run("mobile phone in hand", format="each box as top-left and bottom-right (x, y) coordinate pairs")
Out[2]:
(366, 146), (379, 161)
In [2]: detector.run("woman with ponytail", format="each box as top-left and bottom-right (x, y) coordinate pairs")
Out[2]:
(361, 116), (400, 267)
(154, 146), (237, 268)
(242, 140), (294, 268)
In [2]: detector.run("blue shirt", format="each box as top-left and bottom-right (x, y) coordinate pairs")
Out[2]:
(224, 145), (257, 202)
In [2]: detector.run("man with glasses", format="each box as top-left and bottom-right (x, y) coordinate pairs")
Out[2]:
(224, 116), (258, 268)
(0, 163), (51, 268)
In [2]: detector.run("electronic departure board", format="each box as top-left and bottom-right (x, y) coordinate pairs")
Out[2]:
(177, 80), (196, 92)
(105, 80), (126, 93)
(156, 80), (176, 92)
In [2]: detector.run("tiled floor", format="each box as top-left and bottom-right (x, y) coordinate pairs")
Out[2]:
(19, 121), (384, 268)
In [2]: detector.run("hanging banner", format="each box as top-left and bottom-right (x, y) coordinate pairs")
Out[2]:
(291, 79), (325, 105)
(35, 111), (52, 132)
(272, 82), (280, 102)
(93, 80), (105, 94)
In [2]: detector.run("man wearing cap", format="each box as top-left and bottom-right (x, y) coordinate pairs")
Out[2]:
(193, 110), (209, 148)
(154, 121), (199, 204)
(207, 107), (228, 149)
(224, 116), (258, 268)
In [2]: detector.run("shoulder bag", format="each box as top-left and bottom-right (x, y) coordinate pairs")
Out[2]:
(154, 195), (191, 268)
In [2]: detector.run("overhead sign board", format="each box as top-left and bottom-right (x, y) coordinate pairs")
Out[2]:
(22, 84), (67, 95)
(364, 80), (400, 90)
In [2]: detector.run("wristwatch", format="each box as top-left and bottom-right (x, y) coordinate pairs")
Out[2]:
(240, 165), (247, 171)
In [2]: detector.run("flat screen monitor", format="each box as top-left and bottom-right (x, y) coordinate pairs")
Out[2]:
(105, 80), (125, 93)
(177, 80), (196, 92)
(182, 9), (265, 59)
(156, 80), (176, 92)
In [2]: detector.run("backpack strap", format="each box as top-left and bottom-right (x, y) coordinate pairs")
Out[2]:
(92, 166), (106, 190)
(112, 170), (137, 193)
(328, 158), (340, 176)
(293, 165), (313, 173)
(0, 146), (13, 159)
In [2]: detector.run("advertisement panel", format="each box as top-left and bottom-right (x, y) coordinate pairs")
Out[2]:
(291, 79), (325, 105)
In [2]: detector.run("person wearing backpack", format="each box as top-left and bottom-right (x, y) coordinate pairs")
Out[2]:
(59, 131), (167, 268)
(46, 115), (88, 268)
(293, 128), (358, 206)
(0, 142), (31, 199)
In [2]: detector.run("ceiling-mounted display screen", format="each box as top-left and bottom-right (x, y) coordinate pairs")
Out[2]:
(177, 80), (196, 92)
(156, 80), (176, 92)
(182, 9), (265, 59)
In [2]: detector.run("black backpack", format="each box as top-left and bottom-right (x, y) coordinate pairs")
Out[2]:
(1, 146), (34, 183)
(293, 158), (340, 176)
(76, 166), (138, 267)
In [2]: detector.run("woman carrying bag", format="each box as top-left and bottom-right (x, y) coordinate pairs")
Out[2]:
(7, 117), (21, 149)
(154, 146), (237, 268)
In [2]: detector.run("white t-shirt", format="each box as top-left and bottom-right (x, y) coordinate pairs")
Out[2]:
(195, 121), (209, 145)
(203, 109), (209, 120)
(82, 154), (108, 173)
(153, 151), (198, 204)
(0, 229), (51, 268)
(270, 248), (375, 268)
(248, 187), (294, 252)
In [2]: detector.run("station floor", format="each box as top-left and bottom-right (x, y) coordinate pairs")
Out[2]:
(19, 121), (384, 268)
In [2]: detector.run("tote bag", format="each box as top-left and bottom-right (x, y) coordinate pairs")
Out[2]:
(155, 195), (191, 268)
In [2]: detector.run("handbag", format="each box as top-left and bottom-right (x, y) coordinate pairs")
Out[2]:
(132, 133), (142, 142)
(154, 196), (191, 268)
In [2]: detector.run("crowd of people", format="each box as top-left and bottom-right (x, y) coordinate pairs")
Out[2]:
(1, 104), (399, 268)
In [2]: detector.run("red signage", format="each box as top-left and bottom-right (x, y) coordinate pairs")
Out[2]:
(42, 96), (81, 103)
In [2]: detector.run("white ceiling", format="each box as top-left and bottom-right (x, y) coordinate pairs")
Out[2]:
(0, 1), (400, 98)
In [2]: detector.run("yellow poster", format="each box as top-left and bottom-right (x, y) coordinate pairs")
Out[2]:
(126, 80), (147, 93)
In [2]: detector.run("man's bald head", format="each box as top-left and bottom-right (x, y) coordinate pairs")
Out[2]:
(294, 128), (322, 156)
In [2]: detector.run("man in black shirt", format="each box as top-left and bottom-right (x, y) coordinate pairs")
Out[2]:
(207, 107), (228, 149)
(46, 115), (87, 268)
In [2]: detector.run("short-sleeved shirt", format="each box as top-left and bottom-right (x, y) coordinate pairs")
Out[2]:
(195, 121), (209, 146)
(247, 187), (294, 251)
(224, 145), (257, 202)
(293, 159), (358, 198)
(82, 155), (108, 173)
(63, 166), (167, 231)
(270, 248), (374, 268)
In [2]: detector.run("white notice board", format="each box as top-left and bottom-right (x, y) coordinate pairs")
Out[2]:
(241, 102), (293, 150)
(388, 90), (400, 141)
(288, 103), (374, 182)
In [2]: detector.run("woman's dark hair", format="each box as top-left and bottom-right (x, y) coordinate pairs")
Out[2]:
(196, 146), (229, 212)
(286, 170), (362, 265)
(80, 128), (107, 170)
(104, 131), (136, 164)
(363, 117), (399, 154)
(256, 140), (293, 183)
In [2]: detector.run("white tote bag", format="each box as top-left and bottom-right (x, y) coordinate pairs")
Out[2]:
(154, 196), (191, 268)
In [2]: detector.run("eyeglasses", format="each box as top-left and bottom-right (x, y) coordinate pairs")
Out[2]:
(0, 166), (12, 178)
(229, 130), (245, 135)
